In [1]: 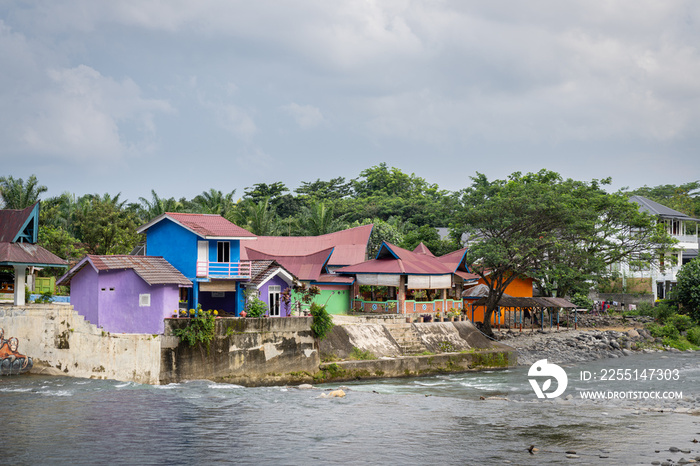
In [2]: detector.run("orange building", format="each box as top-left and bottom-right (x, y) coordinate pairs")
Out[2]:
(463, 275), (534, 325)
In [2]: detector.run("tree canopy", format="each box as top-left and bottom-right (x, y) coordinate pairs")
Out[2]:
(453, 170), (674, 335)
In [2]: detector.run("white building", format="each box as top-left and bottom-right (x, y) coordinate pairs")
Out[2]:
(621, 196), (699, 300)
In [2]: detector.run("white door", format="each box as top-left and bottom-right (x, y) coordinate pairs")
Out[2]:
(197, 241), (208, 277)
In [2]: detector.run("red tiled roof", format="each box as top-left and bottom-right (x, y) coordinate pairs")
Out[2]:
(0, 203), (37, 243)
(336, 242), (453, 275)
(240, 224), (372, 266)
(0, 242), (67, 267)
(245, 247), (334, 281)
(247, 260), (296, 287)
(138, 212), (256, 239)
(57, 255), (191, 287)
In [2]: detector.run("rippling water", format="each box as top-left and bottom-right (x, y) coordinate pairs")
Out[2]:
(1, 352), (699, 465)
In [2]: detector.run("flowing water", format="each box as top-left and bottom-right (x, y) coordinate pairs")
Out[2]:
(1, 352), (699, 465)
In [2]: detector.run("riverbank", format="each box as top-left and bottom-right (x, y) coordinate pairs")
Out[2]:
(490, 314), (692, 367)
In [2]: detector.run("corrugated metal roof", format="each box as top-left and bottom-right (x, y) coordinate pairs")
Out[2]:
(0, 203), (37, 243)
(413, 242), (435, 256)
(138, 212), (256, 239)
(57, 255), (191, 287)
(0, 242), (68, 267)
(245, 247), (334, 281)
(240, 224), (372, 266)
(629, 195), (700, 221)
(470, 296), (577, 308)
(336, 242), (454, 276)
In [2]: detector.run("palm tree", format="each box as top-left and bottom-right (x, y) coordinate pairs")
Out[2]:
(194, 188), (236, 216)
(138, 190), (182, 221)
(230, 198), (278, 236)
(0, 174), (48, 209)
(297, 201), (344, 236)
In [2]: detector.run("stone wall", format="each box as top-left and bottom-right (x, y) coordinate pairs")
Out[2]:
(160, 316), (319, 386)
(0, 304), (162, 384)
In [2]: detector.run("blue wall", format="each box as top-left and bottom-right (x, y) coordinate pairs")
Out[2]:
(146, 220), (198, 278)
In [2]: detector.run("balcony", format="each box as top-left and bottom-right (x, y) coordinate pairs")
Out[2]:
(196, 261), (252, 279)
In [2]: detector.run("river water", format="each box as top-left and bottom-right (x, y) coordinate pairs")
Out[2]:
(1, 352), (699, 465)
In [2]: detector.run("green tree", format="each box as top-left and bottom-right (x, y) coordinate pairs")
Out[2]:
(532, 182), (676, 298)
(230, 198), (279, 236)
(296, 177), (351, 201)
(399, 224), (459, 256)
(296, 201), (345, 236)
(673, 259), (700, 323)
(193, 188), (236, 217)
(351, 218), (404, 258)
(73, 195), (141, 255)
(138, 190), (183, 221)
(0, 174), (47, 209)
(455, 171), (593, 335)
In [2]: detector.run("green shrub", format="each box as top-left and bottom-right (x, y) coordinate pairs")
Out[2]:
(687, 327), (700, 346)
(245, 296), (268, 317)
(570, 293), (593, 309)
(648, 323), (680, 340)
(348, 347), (376, 360)
(173, 313), (216, 351)
(635, 301), (655, 317)
(668, 314), (694, 333)
(309, 302), (334, 340)
(653, 301), (677, 323)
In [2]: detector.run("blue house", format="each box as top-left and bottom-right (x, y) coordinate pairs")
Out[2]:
(136, 213), (257, 315)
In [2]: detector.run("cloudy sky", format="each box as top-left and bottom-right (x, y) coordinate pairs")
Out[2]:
(1, 1), (699, 202)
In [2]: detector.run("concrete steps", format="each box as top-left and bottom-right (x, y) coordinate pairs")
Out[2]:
(383, 322), (426, 355)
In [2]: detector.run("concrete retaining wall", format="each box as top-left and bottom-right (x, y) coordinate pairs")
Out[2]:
(317, 346), (516, 383)
(0, 304), (161, 384)
(160, 317), (319, 386)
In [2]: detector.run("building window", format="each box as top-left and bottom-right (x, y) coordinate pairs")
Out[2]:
(217, 241), (230, 263)
(269, 285), (281, 316)
(139, 294), (151, 307)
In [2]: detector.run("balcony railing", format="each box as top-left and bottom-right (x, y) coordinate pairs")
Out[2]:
(196, 261), (252, 279)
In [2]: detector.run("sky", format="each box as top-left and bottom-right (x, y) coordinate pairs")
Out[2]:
(1, 1), (699, 203)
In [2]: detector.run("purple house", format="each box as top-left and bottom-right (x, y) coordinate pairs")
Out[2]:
(245, 260), (296, 317)
(57, 255), (192, 334)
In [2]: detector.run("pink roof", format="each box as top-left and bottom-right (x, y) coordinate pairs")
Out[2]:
(240, 224), (372, 266)
(336, 242), (453, 275)
(138, 212), (256, 239)
(58, 255), (191, 287)
(245, 247), (334, 281)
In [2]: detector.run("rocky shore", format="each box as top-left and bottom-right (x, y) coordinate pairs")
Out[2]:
(493, 315), (687, 367)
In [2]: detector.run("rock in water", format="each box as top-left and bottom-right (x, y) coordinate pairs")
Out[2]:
(319, 389), (346, 398)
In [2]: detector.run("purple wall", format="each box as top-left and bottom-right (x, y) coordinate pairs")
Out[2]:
(70, 266), (180, 334)
(71, 265), (100, 327)
(258, 275), (292, 317)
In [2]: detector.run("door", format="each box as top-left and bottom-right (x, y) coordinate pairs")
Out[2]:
(269, 285), (281, 316)
(197, 241), (208, 277)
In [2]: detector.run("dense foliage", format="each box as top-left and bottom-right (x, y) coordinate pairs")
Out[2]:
(673, 259), (700, 323)
(1, 167), (695, 317)
(452, 170), (676, 335)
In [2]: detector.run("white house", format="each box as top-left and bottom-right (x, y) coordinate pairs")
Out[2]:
(620, 196), (699, 300)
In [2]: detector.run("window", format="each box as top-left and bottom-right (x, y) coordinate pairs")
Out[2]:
(139, 294), (151, 307)
(269, 285), (281, 316)
(217, 241), (230, 263)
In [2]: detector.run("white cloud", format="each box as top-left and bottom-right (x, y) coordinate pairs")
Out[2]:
(18, 65), (172, 161)
(281, 103), (326, 130)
